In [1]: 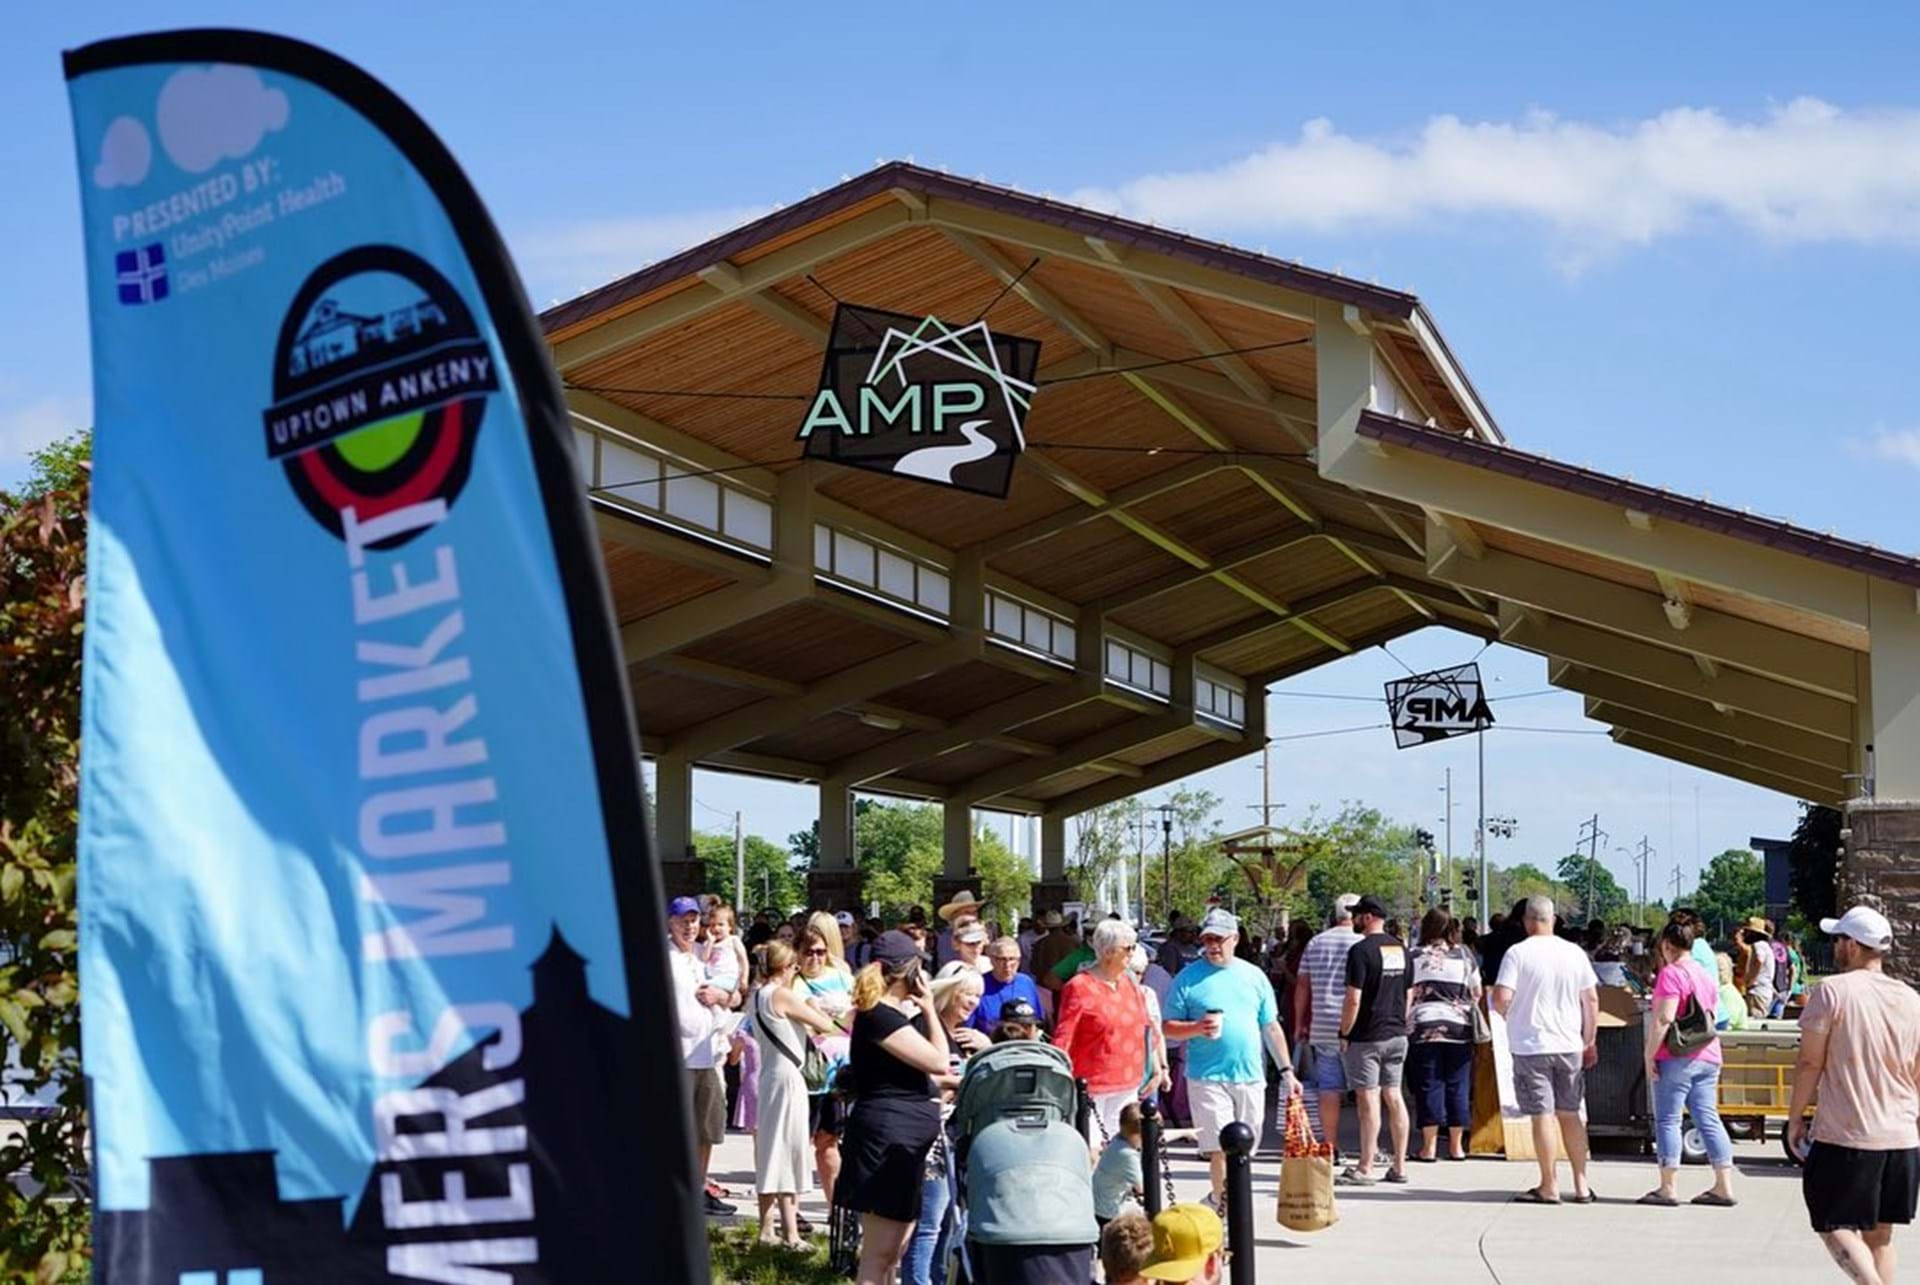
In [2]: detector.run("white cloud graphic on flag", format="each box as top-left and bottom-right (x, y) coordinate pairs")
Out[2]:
(156, 64), (289, 174)
(93, 116), (152, 189)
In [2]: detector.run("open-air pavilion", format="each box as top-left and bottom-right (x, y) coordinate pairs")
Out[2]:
(538, 163), (1920, 935)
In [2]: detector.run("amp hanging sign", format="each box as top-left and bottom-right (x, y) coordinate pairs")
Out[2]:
(67, 31), (705, 1282)
(1385, 662), (1496, 749)
(796, 302), (1040, 497)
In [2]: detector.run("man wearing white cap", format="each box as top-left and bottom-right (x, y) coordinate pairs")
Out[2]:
(1791, 904), (1920, 1285)
(1163, 908), (1291, 1211)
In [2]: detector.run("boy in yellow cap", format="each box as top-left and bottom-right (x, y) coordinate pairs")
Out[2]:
(1140, 1202), (1224, 1283)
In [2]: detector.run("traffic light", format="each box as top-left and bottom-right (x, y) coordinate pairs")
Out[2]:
(1414, 827), (1436, 853)
(1462, 867), (1478, 901)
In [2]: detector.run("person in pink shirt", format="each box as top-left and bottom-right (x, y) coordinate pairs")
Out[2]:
(1640, 919), (1735, 1207)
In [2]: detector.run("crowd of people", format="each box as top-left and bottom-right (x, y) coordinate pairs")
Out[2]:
(670, 885), (1920, 1284)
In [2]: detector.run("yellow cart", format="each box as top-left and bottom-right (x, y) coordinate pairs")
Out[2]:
(1697, 1025), (1811, 1165)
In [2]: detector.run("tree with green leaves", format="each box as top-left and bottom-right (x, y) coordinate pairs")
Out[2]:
(1693, 848), (1766, 939)
(0, 432), (90, 1281)
(1294, 803), (1419, 927)
(1555, 852), (1631, 923)
(1489, 862), (1563, 913)
(693, 830), (805, 912)
(1789, 804), (1841, 929)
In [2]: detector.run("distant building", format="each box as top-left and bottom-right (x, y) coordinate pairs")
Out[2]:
(1752, 835), (1792, 925)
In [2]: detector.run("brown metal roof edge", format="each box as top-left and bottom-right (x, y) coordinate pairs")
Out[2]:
(1356, 411), (1920, 591)
(537, 161), (1420, 336)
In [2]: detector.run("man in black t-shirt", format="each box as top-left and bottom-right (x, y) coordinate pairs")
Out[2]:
(1337, 896), (1411, 1185)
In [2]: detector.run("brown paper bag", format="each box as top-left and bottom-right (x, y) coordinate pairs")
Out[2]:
(1277, 1153), (1338, 1232)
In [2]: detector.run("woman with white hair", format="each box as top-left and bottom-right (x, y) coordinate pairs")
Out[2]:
(1055, 918), (1153, 1143)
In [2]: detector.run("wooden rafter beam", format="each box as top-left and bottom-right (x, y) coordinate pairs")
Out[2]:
(550, 201), (913, 371)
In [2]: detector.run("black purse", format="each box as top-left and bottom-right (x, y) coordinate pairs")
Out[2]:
(1663, 988), (1714, 1056)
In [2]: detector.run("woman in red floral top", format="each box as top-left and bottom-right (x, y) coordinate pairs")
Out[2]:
(1055, 919), (1153, 1145)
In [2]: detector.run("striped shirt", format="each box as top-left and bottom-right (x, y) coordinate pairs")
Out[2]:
(1298, 925), (1363, 1049)
(1410, 944), (1477, 1044)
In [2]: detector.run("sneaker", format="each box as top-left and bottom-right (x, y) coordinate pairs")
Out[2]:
(1336, 1167), (1378, 1187)
(704, 1192), (738, 1217)
(705, 1180), (734, 1199)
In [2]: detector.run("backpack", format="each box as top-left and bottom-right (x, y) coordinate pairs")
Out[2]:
(950, 1041), (1097, 1248)
(1771, 941), (1792, 996)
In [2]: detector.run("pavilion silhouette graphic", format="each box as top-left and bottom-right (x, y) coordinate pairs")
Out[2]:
(97, 929), (660, 1282)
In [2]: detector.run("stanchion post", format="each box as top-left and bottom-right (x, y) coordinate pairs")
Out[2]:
(1220, 1121), (1256, 1285)
(1076, 1077), (1091, 1141)
(1140, 1098), (1163, 1219)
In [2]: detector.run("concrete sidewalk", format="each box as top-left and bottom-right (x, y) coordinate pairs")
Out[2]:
(708, 1127), (1838, 1282)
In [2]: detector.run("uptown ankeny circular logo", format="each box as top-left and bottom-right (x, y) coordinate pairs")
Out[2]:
(263, 245), (498, 545)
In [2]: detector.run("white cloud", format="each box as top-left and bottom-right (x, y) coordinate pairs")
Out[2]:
(1073, 99), (1920, 262)
(514, 206), (768, 302)
(93, 116), (151, 189)
(1850, 426), (1920, 469)
(156, 64), (289, 174)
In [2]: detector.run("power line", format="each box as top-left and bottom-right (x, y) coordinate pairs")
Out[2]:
(1266, 723), (1390, 743)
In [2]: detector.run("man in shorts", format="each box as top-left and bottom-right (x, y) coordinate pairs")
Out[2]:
(1293, 894), (1362, 1152)
(1337, 896), (1410, 1185)
(1491, 895), (1598, 1205)
(1790, 905), (1920, 1284)
(1164, 909), (1291, 1211)
(667, 895), (736, 1215)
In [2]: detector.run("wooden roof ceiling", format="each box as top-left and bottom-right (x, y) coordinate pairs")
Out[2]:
(546, 165), (1889, 814)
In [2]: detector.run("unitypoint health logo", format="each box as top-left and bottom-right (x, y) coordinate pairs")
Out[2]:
(263, 245), (498, 544)
(796, 303), (1040, 498)
(115, 242), (168, 305)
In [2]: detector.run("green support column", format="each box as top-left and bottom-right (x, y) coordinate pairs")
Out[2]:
(653, 753), (704, 899)
(806, 778), (863, 913)
(1030, 813), (1073, 920)
(1842, 578), (1920, 984)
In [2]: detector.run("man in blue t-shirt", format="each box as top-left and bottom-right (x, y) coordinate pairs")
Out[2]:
(1164, 909), (1292, 1210)
(972, 935), (1048, 1034)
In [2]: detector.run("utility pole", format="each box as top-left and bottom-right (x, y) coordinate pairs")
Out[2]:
(733, 811), (745, 912)
(1248, 744), (1286, 828)
(1577, 815), (1604, 921)
(1476, 731), (1490, 928)
(1637, 836), (1654, 923)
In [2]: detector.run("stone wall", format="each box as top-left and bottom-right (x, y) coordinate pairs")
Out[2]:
(1841, 798), (1920, 984)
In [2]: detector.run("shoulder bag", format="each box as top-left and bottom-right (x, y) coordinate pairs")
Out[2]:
(756, 990), (831, 1092)
(1663, 977), (1715, 1056)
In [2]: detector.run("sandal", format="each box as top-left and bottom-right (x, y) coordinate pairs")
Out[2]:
(1514, 1187), (1560, 1205)
(1636, 1192), (1678, 1207)
(1691, 1192), (1738, 1208)
(1383, 1169), (1409, 1184)
(1568, 1190), (1597, 1205)
(1336, 1167), (1378, 1187)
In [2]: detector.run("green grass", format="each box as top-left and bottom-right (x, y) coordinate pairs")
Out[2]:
(708, 1224), (839, 1284)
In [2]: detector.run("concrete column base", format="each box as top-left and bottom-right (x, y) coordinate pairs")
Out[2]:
(1842, 798), (1920, 984)
(807, 867), (865, 914)
(1028, 879), (1076, 921)
(659, 858), (707, 903)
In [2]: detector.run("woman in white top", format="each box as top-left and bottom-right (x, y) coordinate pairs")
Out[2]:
(752, 940), (840, 1248)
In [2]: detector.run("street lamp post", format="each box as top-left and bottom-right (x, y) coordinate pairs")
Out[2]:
(1155, 801), (1177, 924)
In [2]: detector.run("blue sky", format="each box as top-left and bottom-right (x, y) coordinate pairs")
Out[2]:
(13, 3), (1919, 899)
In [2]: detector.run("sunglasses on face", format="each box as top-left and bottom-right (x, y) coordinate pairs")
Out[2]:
(804, 948), (828, 957)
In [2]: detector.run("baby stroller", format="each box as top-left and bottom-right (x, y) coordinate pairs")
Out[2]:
(943, 1041), (1098, 1283)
